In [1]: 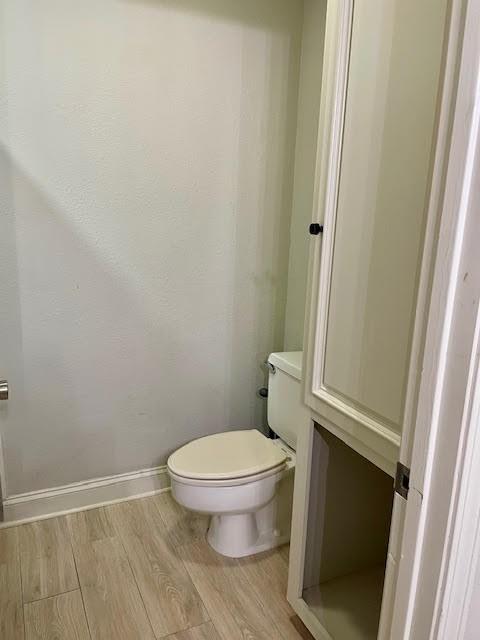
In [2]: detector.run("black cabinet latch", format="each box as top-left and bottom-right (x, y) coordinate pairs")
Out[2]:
(395, 462), (410, 500)
(309, 223), (324, 235)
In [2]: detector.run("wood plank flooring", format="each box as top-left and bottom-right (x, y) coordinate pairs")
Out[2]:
(0, 528), (24, 639)
(0, 492), (313, 639)
(24, 591), (90, 640)
(19, 517), (78, 603)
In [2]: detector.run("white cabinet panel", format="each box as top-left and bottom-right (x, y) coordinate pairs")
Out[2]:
(306, 0), (448, 472)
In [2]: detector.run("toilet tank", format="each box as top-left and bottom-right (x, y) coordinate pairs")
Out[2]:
(267, 351), (311, 450)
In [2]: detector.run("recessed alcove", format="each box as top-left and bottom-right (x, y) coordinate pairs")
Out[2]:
(301, 424), (394, 639)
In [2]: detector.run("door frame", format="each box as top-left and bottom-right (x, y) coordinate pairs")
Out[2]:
(390, 0), (480, 636)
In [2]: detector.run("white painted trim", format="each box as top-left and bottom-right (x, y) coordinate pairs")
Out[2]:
(390, 0), (480, 635)
(288, 419), (335, 640)
(0, 465), (170, 527)
(436, 302), (480, 638)
(288, 418), (314, 600)
(396, 0), (459, 471)
(311, 0), (354, 400)
(291, 597), (333, 640)
(303, 0), (353, 415)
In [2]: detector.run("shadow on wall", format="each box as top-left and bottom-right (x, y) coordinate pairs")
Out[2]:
(0, 146), (221, 494)
(0, 145), (248, 494)
(123, 0), (299, 30)
(0, 0), (303, 495)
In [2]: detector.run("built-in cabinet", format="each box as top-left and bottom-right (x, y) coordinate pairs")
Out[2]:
(288, 0), (450, 638)
(304, 0), (449, 476)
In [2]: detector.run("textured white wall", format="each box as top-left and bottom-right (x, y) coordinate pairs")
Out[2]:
(0, 0), (302, 495)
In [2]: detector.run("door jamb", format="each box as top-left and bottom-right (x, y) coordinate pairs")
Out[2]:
(390, 0), (480, 636)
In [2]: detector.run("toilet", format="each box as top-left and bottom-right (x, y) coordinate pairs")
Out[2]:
(167, 351), (310, 558)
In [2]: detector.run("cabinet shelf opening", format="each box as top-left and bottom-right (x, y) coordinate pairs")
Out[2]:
(301, 423), (394, 639)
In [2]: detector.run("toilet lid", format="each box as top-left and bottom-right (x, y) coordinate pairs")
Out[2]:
(167, 430), (287, 481)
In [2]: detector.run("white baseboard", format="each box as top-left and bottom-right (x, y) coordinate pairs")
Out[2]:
(1, 465), (170, 528)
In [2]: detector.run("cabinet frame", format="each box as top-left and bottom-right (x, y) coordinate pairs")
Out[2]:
(304, 0), (452, 477)
(303, 0), (415, 476)
(291, 0), (480, 637)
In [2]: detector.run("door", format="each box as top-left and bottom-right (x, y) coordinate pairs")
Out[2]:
(303, 0), (450, 475)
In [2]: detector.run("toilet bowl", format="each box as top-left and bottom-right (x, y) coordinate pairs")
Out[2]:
(167, 352), (309, 558)
(169, 430), (295, 557)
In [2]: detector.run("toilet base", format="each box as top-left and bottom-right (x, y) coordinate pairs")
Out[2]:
(206, 481), (292, 558)
(207, 513), (289, 558)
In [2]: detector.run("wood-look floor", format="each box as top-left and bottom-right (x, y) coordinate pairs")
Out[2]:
(0, 492), (313, 640)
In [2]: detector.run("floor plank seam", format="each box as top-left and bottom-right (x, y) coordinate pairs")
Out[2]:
(153, 498), (214, 634)
(17, 530), (27, 639)
(160, 620), (219, 639)
(23, 586), (81, 605)
(209, 618), (223, 640)
(184, 577), (211, 634)
(179, 547), (229, 639)
(153, 497), (233, 639)
(173, 538), (212, 635)
(67, 524), (93, 640)
(115, 525), (158, 639)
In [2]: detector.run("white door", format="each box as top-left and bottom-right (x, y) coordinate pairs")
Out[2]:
(303, 0), (450, 476)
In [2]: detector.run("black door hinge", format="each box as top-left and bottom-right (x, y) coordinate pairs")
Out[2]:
(395, 462), (410, 500)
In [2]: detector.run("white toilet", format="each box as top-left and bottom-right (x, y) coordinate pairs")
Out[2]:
(167, 351), (310, 558)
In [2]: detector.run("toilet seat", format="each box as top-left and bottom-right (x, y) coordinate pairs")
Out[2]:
(167, 429), (287, 484)
(168, 462), (287, 488)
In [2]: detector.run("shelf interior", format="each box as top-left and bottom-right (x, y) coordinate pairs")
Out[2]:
(301, 424), (394, 639)
(303, 565), (385, 640)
